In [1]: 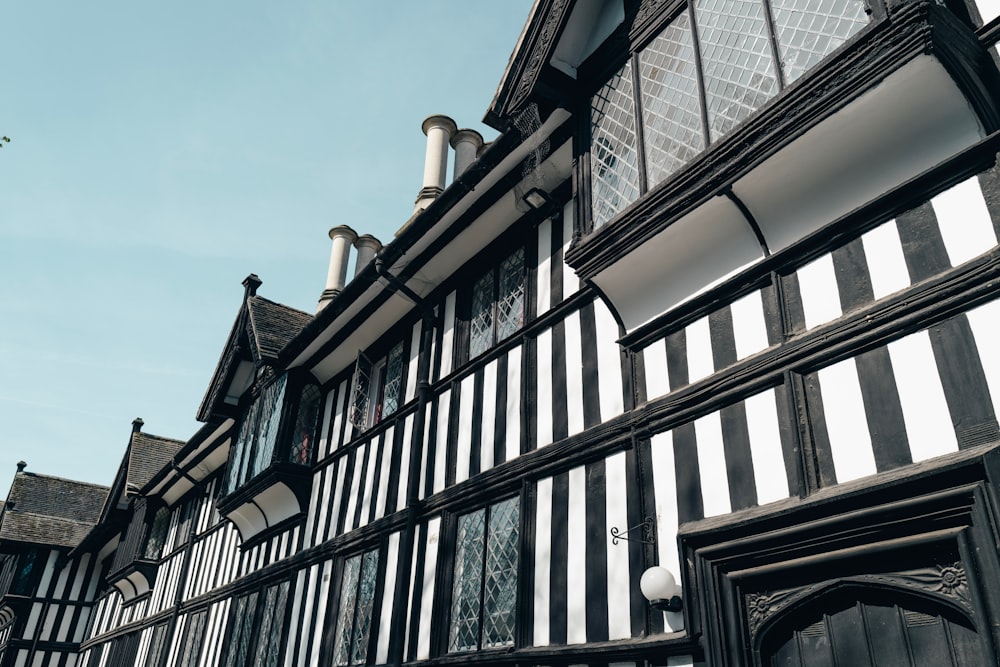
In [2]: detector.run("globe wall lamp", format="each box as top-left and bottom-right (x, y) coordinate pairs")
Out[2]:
(640, 565), (683, 613)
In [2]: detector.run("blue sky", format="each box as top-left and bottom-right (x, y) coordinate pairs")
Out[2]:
(0, 1), (535, 500)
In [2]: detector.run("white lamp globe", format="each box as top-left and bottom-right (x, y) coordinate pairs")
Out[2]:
(640, 566), (678, 602)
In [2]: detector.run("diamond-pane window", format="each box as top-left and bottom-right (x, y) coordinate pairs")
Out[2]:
(379, 342), (405, 421)
(588, 0), (873, 230)
(497, 250), (526, 343)
(695, 0), (780, 141)
(448, 497), (520, 652)
(289, 384), (322, 465)
(333, 549), (380, 665)
(639, 11), (706, 189)
(590, 60), (641, 229)
(143, 506), (170, 560)
(348, 340), (406, 433)
(221, 582), (290, 667)
(771, 0), (869, 83)
(225, 374), (289, 494)
(467, 247), (525, 360)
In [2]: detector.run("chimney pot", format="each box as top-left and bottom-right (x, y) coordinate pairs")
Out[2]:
(414, 115), (457, 213)
(132, 418), (144, 433)
(353, 235), (383, 278)
(16, 461), (26, 472)
(450, 129), (484, 179)
(318, 225), (358, 311)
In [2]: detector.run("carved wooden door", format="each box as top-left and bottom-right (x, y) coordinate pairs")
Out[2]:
(762, 593), (985, 666)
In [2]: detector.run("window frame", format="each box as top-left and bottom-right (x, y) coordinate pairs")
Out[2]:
(347, 336), (409, 434)
(439, 494), (523, 655)
(219, 578), (294, 667)
(457, 241), (529, 367)
(325, 543), (386, 666)
(578, 0), (879, 235)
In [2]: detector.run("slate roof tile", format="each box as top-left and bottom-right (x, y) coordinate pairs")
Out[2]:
(0, 473), (109, 548)
(247, 296), (312, 361)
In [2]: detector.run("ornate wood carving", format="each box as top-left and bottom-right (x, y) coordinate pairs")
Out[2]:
(507, 0), (572, 117)
(744, 561), (973, 640)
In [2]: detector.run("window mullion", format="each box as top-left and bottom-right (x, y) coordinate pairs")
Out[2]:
(347, 566), (362, 664)
(686, 3), (714, 148)
(629, 52), (649, 195)
(759, 0), (787, 90)
(478, 507), (491, 649)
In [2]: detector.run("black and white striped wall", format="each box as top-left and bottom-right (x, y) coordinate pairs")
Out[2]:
(3, 550), (102, 667)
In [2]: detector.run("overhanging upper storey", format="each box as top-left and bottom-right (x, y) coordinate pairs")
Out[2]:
(497, 0), (1000, 339)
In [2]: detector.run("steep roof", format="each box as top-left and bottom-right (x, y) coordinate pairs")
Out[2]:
(126, 431), (185, 494)
(197, 275), (312, 423)
(0, 472), (108, 549)
(247, 296), (313, 361)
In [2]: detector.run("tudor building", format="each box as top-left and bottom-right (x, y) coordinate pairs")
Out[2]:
(3, 0), (1000, 665)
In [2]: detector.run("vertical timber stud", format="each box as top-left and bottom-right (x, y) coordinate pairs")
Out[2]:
(388, 307), (437, 666)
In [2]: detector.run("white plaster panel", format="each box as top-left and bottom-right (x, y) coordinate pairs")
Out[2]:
(818, 358), (878, 483)
(888, 330), (958, 462)
(862, 220), (910, 300)
(932, 176), (998, 267)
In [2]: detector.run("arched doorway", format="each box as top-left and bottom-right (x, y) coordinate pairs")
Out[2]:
(758, 585), (985, 666)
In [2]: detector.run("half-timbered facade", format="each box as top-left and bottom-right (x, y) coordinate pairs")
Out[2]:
(0, 467), (108, 667)
(4, 0), (1000, 665)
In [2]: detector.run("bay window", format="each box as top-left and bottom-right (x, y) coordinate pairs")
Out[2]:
(589, 0), (871, 229)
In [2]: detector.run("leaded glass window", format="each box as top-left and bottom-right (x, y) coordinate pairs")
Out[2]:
(591, 60), (641, 229)
(143, 506), (170, 560)
(223, 592), (258, 667)
(252, 581), (291, 667)
(220, 582), (291, 667)
(588, 0), (870, 228)
(289, 384), (322, 464)
(448, 497), (520, 652)
(348, 340), (406, 432)
(469, 247), (526, 359)
(225, 374), (288, 493)
(144, 623), (168, 667)
(10, 549), (39, 595)
(375, 341), (405, 424)
(176, 611), (207, 667)
(332, 549), (379, 665)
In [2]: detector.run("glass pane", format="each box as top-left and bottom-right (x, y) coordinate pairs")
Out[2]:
(694, 0), (779, 141)
(639, 11), (706, 189)
(449, 509), (486, 652)
(251, 375), (287, 479)
(143, 507), (171, 559)
(226, 398), (258, 492)
(333, 554), (362, 666)
(590, 60), (641, 229)
(350, 550), (379, 665)
(483, 498), (519, 647)
(381, 342), (405, 419)
(144, 623), (168, 667)
(253, 581), (290, 667)
(224, 593), (258, 667)
(178, 612), (206, 667)
(11, 549), (37, 594)
(771, 0), (869, 83)
(470, 270), (495, 359)
(350, 354), (373, 429)
(289, 384), (322, 464)
(496, 249), (525, 343)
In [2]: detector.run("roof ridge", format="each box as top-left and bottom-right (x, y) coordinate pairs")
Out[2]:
(248, 294), (311, 317)
(14, 472), (110, 491)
